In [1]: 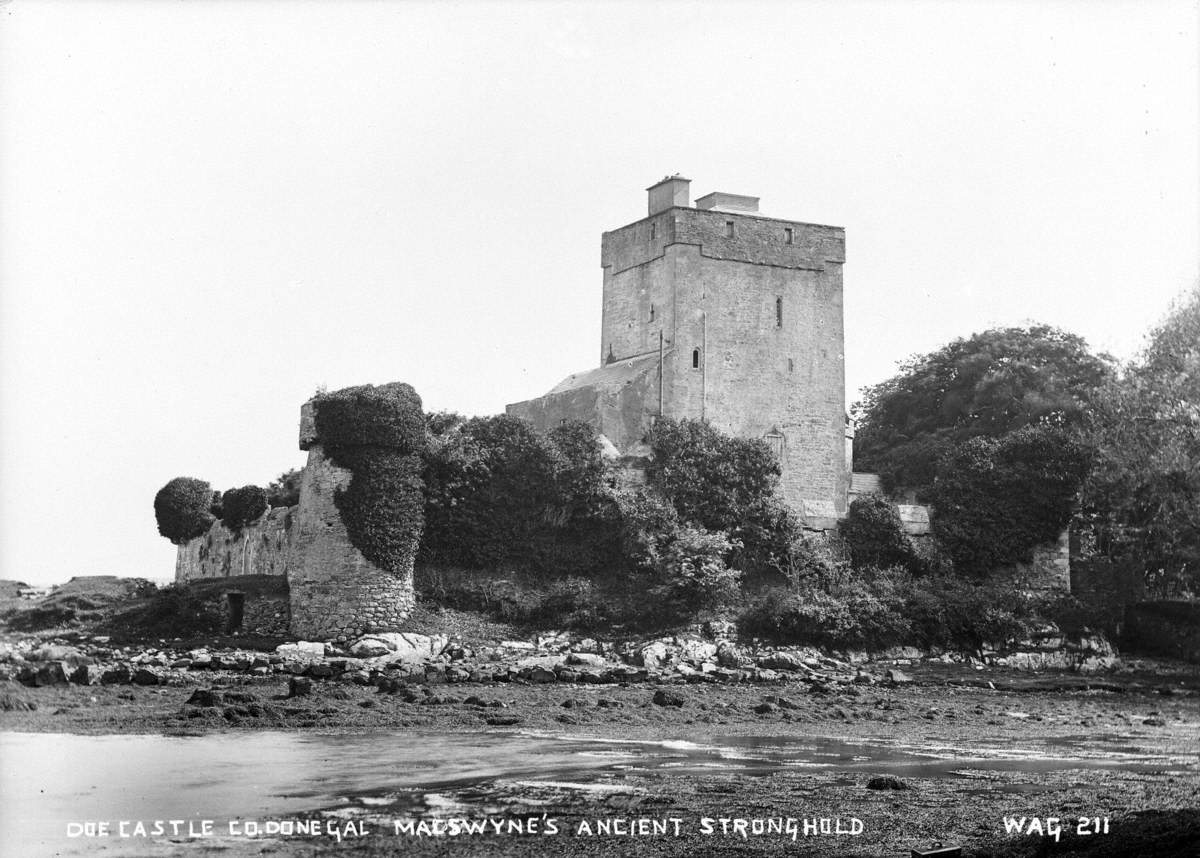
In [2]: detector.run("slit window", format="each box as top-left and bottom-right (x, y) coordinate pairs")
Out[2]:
(692, 348), (700, 369)
(725, 221), (735, 238)
(649, 304), (655, 322)
(784, 227), (793, 244)
(650, 222), (656, 240)
(776, 296), (783, 327)
(788, 358), (794, 372)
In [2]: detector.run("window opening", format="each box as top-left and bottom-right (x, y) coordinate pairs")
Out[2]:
(692, 348), (700, 369)
(784, 227), (793, 244)
(788, 358), (794, 372)
(649, 304), (655, 322)
(226, 593), (244, 634)
(776, 296), (783, 327)
(650, 222), (656, 240)
(725, 221), (735, 238)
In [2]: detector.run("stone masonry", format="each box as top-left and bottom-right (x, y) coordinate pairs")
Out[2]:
(508, 175), (848, 527)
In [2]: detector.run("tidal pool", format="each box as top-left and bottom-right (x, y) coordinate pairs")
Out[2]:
(2, 730), (1193, 857)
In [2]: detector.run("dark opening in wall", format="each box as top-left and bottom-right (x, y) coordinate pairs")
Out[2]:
(225, 592), (244, 634)
(650, 304), (655, 322)
(725, 221), (735, 238)
(788, 358), (794, 372)
(650, 222), (656, 240)
(784, 227), (793, 244)
(692, 348), (700, 369)
(776, 296), (783, 327)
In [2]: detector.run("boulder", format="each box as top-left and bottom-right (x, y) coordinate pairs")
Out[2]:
(350, 633), (448, 663)
(185, 688), (222, 707)
(885, 668), (913, 685)
(34, 662), (70, 687)
(652, 689), (685, 707)
(566, 652), (607, 667)
(866, 776), (911, 791)
(100, 665), (132, 685)
(677, 638), (718, 665)
(132, 668), (160, 686)
(288, 676), (313, 698)
(635, 640), (675, 669)
(275, 641), (326, 658)
(758, 651), (805, 671)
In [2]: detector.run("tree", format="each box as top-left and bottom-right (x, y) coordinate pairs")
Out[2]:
(929, 425), (1091, 576)
(852, 325), (1111, 495)
(266, 469), (302, 508)
(219, 485), (268, 530)
(1081, 286), (1200, 596)
(154, 477), (216, 544)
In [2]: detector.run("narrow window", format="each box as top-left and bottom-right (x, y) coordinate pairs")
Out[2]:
(776, 296), (783, 327)
(650, 222), (656, 240)
(692, 348), (700, 369)
(788, 358), (794, 372)
(784, 227), (793, 244)
(725, 221), (735, 238)
(649, 304), (655, 322)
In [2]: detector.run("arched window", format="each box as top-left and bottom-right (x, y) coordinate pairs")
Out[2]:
(692, 348), (700, 369)
(776, 296), (783, 327)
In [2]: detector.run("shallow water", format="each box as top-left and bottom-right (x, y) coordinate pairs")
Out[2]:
(1, 730), (1194, 856)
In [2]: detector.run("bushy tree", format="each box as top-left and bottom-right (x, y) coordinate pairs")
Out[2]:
(154, 477), (216, 544)
(219, 485), (268, 530)
(853, 326), (1111, 495)
(266, 469), (302, 508)
(314, 382), (427, 574)
(1081, 286), (1200, 596)
(929, 425), (1090, 576)
(645, 417), (797, 574)
(840, 495), (920, 572)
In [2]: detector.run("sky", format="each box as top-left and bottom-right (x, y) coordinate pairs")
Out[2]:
(1, 0), (1196, 587)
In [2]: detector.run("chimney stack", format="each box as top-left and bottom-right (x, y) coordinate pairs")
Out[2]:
(646, 174), (691, 215)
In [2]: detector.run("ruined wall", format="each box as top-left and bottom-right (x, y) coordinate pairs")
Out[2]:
(991, 529), (1072, 592)
(175, 507), (297, 583)
(287, 442), (415, 642)
(185, 575), (291, 637)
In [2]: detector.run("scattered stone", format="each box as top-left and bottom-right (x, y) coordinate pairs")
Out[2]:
(566, 652), (606, 667)
(0, 691), (37, 712)
(866, 776), (911, 791)
(753, 702), (777, 715)
(288, 676), (313, 698)
(34, 662), (70, 687)
(132, 668), (160, 686)
(185, 688), (222, 707)
(652, 689), (685, 707)
(885, 669), (912, 685)
(1143, 717), (1166, 727)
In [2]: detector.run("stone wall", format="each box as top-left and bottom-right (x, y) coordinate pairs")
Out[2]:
(286, 443), (415, 642)
(185, 575), (291, 637)
(175, 507), (296, 583)
(992, 529), (1071, 592)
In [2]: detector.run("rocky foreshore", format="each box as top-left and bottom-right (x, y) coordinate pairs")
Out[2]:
(0, 622), (1127, 694)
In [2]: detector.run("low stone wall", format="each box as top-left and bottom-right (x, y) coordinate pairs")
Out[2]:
(185, 575), (291, 637)
(993, 530), (1071, 592)
(287, 445), (415, 642)
(175, 508), (297, 583)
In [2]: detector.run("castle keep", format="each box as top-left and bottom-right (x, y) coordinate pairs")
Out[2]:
(508, 176), (850, 527)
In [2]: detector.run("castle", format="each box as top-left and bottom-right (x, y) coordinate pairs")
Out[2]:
(507, 175), (850, 528)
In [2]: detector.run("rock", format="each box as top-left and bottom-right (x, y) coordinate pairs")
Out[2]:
(249, 666), (270, 676)
(131, 668), (160, 686)
(275, 641), (325, 658)
(702, 619), (737, 640)
(652, 689), (685, 707)
(288, 676), (313, 698)
(70, 664), (95, 685)
(716, 641), (749, 668)
(753, 702), (777, 715)
(758, 651), (805, 671)
(31, 645), (89, 666)
(446, 667), (470, 683)
(185, 688), (223, 707)
(348, 638), (391, 658)
(677, 638), (718, 664)
(866, 776), (911, 791)
(519, 666), (557, 684)
(635, 641), (675, 669)
(878, 646), (924, 661)
(885, 669), (912, 685)
(308, 663), (334, 678)
(100, 665), (132, 685)
(34, 662), (70, 687)
(566, 652), (607, 667)
(854, 669), (877, 685)
(1143, 717), (1166, 727)
(0, 691), (37, 712)
(499, 640), (535, 651)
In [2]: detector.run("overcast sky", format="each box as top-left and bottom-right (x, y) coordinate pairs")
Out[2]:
(1, 1), (1196, 587)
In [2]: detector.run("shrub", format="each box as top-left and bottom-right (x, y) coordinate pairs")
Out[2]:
(266, 469), (302, 508)
(740, 582), (909, 651)
(219, 485), (268, 530)
(840, 495), (920, 572)
(929, 425), (1090, 576)
(154, 477), (216, 544)
(420, 416), (620, 574)
(314, 382), (426, 453)
(111, 584), (223, 638)
(648, 526), (742, 617)
(314, 382), (427, 574)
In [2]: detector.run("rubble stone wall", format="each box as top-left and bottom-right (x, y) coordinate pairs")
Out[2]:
(175, 508), (297, 583)
(286, 444), (415, 642)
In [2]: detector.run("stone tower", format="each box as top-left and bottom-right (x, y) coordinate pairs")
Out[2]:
(508, 175), (848, 527)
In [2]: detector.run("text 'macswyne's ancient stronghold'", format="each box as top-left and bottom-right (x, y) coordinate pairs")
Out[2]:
(507, 176), (849, 528)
